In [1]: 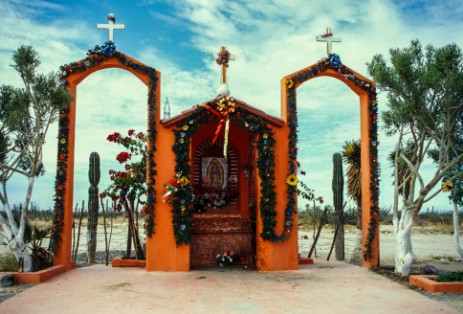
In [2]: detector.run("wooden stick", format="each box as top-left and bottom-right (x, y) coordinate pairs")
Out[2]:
(308, 206), (328, 258)
(73, 201), (84, 261)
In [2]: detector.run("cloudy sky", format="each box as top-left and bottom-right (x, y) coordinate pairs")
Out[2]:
(1, 0), (462, 212)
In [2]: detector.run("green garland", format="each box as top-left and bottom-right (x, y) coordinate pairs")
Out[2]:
(170, 101), (281, 246)
(284, 54), (379, 260)
(49, 41), (158, 254)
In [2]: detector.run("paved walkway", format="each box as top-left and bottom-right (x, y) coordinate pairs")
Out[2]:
(0, 261), (459, 314)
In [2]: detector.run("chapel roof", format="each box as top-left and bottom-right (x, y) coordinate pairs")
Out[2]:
(161, 98), (284, 128)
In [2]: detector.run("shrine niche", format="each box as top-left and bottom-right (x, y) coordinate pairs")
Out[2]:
(159, 98), (284, 269)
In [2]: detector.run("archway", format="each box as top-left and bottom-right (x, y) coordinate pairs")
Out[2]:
(281, 58), (379, 268)
(49, 45), (160, 270)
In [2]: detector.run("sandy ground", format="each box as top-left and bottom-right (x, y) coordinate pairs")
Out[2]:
(1, 222), (462, 310)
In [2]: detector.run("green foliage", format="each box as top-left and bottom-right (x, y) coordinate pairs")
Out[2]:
(342, 139), (361, 204)
(368, 40), (463, 215)
(436, 271), (463, 282)
(0, 253), (17, 271)
(298, 180), (314, 202)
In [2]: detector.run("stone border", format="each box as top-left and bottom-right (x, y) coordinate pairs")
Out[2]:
(111, 257), (146, 268)
(14, 265), (67, 284)
(409, 275), (463, 294)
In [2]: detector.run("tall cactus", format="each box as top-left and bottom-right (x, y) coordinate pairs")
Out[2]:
(332, 153), (344, 211)
(332, 152), (345, 260)
(87, 152), (100, 264)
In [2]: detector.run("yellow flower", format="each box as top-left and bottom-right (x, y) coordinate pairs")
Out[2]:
(263, 133), (268, 139)
(179, 138), (184, 144)
(182, 125), (189, 131)
(285, 79), (294, 89)
(442, 180), (453, 192)
(177, 176), (190, 187)
(286, 174), (298, 186)
(60, 138), (66, 144)
(180, 205), (186, 212)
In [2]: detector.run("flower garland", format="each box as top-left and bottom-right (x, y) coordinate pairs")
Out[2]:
(170, 98), (279, 245)
(49, 110), (69, 254)
(284, 54), (379, 260)
(49, 41), (158, 253)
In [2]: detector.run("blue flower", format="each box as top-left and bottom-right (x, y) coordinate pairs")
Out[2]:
(329, 53), (342, 69)
(101, 41), (117, 57)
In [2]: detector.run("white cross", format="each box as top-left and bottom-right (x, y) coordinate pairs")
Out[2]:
(316, 27), (342, 55)
(97, 13), (125, 42)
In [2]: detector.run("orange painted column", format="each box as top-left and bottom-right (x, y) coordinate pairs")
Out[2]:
(53, 84), (76, 270)
(360, 94), (380, 268)
(146, 124), (190, 271)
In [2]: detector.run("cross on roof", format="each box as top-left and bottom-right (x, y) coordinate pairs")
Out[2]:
(97, 13), (125, 42)
(316, 27), (342, 55)
(215, 46), (235, 84)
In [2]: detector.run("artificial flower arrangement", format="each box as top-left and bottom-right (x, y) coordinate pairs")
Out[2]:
(216, 251), (240, 267)
(162, 172), (190, 203)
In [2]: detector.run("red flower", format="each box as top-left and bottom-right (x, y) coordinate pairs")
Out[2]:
(107, 132), (121, 143)
(316, 196), (324, 204)
(137, 132), (144, 139)
(116, 152), (131, 163)
(118, 171), (127, 179)
(128, 129), (135, 136)
(141, 205), (149, 215)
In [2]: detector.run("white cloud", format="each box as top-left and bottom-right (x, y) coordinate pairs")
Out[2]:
(1, 0), (461, 211)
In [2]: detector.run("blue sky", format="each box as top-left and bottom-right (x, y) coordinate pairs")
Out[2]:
(1, 0), (462, 211)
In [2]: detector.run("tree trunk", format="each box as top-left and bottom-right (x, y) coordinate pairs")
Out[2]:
(394, 208), (416, 276)
(453, 202), (463, 261)
(9, 239), (32, 272)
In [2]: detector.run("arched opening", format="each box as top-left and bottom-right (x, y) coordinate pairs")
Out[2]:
(281, 62), (379, 268)
(297, 77), (361, 260)
(50, 53), (160, 270)
(72, 69), (147, 260)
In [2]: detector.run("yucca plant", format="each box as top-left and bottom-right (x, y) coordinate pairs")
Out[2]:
(342, 139), (362, 227)
(342, 139), (362, 264)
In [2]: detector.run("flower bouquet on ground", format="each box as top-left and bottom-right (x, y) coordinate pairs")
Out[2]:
(216, 251), (240, 267)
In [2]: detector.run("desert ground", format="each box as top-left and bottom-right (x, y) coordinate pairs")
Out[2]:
(1, 220), (462, 311)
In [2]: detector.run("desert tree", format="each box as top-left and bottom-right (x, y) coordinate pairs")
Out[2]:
(367, 40), (463, 275)
(0, 46), (71, 271)
(431, 136), (463, 261)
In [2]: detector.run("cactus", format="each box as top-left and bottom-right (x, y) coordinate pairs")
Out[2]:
(89, 152), (100, 186)
(87, 152), (100, 264)
(332, 152), (344, 212)
(332, 152), (345, 261)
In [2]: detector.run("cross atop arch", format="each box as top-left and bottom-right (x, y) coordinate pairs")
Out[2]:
(316, 27), (342, 55)
(97, 13), (126, 42)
